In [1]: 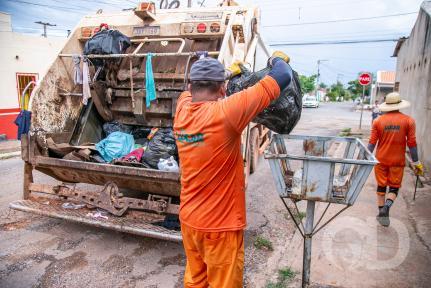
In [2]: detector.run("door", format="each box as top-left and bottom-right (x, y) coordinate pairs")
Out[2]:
(16, 73), (37, 110)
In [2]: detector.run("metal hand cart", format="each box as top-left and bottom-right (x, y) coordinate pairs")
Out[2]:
(265, 134), (377, 288)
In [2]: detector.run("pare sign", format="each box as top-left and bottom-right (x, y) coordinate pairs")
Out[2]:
(358, 73), (372, 86)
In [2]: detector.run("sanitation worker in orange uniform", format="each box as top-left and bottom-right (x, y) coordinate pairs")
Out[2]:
(174, 53), (292, 288)
(368, 92), (424, 227)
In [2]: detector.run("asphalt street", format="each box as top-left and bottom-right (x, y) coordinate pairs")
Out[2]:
(2, 102), (429, 288)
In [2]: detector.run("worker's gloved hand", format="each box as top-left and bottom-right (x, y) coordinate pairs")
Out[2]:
(269, 51), (290, 67)
(226, 60), (244, 79)
(268, 57), (293, 91)
(412, 161), (424, 176)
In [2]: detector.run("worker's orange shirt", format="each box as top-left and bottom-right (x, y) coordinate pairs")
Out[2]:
(173, 76), (280, 232)
(369, 111), (416, 167)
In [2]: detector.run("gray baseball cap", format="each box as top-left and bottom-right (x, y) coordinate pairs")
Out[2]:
(189, 57), (225, 82)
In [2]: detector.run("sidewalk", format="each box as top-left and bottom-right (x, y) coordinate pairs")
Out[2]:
(0, 140), (21, 159)
(281, 166), (431, 287)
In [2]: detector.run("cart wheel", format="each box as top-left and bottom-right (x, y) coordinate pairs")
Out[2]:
(249, 128), (260, 174)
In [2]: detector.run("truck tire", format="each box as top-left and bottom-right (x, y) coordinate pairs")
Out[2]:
(249, 128), (260, 174)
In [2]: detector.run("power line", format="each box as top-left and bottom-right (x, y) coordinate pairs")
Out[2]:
(263, 12), (417, 27)
(269, 38), (399, 46)
(4, 0), (84, 12)
(261, 0), (388, 12)
(13, 26), (68, 32)
(266, 27), (411, 39)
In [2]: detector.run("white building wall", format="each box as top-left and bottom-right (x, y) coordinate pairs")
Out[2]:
(395, 2), (431, 174)
(0, 31), (65, 109)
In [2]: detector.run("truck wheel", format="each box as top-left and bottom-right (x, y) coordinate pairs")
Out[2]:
(249, 128), (260, 174)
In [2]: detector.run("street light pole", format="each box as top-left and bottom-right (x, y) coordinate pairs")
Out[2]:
(359, 85), (365, 129)
(34, 21), (56, 38)
(315, 59), (328, 101)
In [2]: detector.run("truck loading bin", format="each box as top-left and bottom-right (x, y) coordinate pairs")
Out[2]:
(10, 4), (276, 241)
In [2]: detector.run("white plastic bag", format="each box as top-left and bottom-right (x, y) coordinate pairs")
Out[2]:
(157, 156), (179, 172)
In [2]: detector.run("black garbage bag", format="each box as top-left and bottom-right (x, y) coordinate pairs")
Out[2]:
(131, 127), (152, 139)
(84, 29), (131, 73)
(141, 128), (178, 169)
(226, 64), (303, 134)
(84, 29), (131, 56)
(103, 121), (133, 137)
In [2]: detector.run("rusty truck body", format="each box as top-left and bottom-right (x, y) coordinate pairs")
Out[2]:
(10, 4), (273, 241)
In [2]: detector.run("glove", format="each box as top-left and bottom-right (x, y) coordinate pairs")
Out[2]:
(269, 51), (290, 66)
(412, 161), (424, 176)
(227, 61), (243, 77)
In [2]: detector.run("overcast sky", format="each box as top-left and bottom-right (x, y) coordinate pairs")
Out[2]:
(0, 0), (425, 84)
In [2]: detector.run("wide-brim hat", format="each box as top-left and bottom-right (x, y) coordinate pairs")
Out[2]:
(379, 92), (410, 112)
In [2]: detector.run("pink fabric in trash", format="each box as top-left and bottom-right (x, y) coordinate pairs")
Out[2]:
(121, 147), (144, 163)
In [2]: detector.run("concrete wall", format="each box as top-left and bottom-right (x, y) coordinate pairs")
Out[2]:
(395, 2), (431, 174)
(0, 12), (65, 139)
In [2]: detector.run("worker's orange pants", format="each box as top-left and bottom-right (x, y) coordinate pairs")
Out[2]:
(375, 163), (404, 189)
(181, 224), (244, 288)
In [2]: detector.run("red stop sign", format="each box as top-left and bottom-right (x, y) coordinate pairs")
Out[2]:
(358, 73), (371, 86)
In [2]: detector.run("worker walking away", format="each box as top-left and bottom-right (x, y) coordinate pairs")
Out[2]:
(371, 100), (381, 123)
(174, 52), (292, 288)
(368, 92), (424, 227)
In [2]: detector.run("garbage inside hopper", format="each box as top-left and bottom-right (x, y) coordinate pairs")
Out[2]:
(141, 128), (178, 169)
(158, 156), (179, 172)
(96, 131), (135, 162)
(47, 120), (180, 172)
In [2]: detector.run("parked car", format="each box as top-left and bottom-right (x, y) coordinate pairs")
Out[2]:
(303, 96), (319, 108)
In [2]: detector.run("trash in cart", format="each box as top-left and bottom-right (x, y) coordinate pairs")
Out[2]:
(265, 134), (377, 287)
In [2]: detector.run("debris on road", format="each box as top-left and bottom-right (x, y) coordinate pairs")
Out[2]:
(62, 202), (86, 210)
(86, 210), (109, 220)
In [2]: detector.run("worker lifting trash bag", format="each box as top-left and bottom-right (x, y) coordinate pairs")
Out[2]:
(226, 61), (303, 134)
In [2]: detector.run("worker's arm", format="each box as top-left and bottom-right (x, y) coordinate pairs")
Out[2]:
(407, 118), (418, 161)
(406, 118), (423, 175)
(221, 58), (293, 133)
(367, 120), (379, 153)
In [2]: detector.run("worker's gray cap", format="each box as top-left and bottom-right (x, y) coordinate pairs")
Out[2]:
(189, 57), (226, 82)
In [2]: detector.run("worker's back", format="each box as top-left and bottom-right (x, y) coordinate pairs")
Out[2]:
(174, 77), (280, 232)
(370, 111), (416, 166)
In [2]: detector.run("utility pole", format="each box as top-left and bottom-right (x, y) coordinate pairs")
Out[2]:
(35, 21), (56, 38)
(315, 59), (328, 101)
(187, 0), (192, 7)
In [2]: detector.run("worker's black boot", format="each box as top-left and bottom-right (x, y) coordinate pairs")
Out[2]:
(376, 205), (390, 227)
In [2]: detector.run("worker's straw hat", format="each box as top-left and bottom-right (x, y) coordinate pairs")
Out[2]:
(379, 92), (410, 112)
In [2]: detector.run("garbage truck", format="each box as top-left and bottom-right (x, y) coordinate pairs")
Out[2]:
(10, 3), (275, 241)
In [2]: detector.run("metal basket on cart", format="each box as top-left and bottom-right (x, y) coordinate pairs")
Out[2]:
(264, 134), (377, 288)
(265, 134), (377, 205)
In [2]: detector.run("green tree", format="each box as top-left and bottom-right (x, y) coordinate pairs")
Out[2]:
(347, 79), (370, 99)
(326, 81), (349, 101)
(299, 74), (317, 94)
(318, 82), (327, 89)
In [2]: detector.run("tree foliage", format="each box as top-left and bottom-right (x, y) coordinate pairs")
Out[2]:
(347, 79), (368, 99)
(326, 81), (351, 101)
(299, 74), (317, 94)
(318, 82), (327, 89)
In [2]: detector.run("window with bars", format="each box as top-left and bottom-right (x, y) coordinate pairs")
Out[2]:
(16, 73), (37, 110)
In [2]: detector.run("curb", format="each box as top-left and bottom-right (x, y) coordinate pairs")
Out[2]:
(0, 151), (21, 160)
